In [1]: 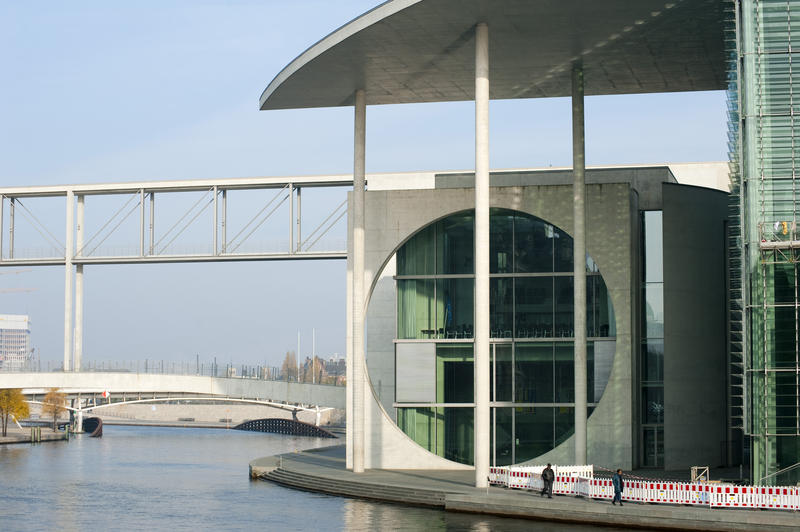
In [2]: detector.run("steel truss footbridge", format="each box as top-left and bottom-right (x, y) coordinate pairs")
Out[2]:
(3, 371), (345, 431)
(0, 174), (352, 372)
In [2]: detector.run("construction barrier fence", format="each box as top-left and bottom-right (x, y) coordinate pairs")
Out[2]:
(490, 465), (800, 511)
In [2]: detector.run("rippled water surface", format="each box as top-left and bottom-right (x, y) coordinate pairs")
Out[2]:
(0, 426), (611, 531)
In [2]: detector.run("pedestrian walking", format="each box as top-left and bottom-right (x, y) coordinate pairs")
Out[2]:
(541, 463), (555, 498)
(612, 468), (624, 506)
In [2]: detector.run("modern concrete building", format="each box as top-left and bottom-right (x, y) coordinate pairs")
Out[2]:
(0, 314), (31, 371)
(254, 0), (796, 485)
(356, 164), (728, 473)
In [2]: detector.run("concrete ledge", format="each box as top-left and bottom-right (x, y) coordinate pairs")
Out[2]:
(446, 493), (800, 531)
(249, 456), (279, 479)
(0, 427), (67, 445)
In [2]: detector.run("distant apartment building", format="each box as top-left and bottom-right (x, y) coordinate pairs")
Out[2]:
(0, 314), (31, 371)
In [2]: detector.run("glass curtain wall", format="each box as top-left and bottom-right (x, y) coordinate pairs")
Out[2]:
(396, 209), (615, 465)
(641, 211), (664, 467)
(738, 0), (800, 485)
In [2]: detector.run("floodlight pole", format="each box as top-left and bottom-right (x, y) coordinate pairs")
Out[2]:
(74, 195), (85, 372)
(352, 88), (367, 473)
(572, 62), (588, 465)
(474, 22), (490, 489)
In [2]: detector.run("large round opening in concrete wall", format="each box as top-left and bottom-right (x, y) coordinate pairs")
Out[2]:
(368, 208), (617, 466)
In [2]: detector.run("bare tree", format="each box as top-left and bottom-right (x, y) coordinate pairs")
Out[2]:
(0, 389), (30, 437)
(280, 351), (298, 382)
(41, 388), (67, 432)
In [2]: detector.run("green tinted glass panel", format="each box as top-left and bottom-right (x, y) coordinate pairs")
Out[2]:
(397, 279), (435, 339)
(397, 224), (435, 275)
(436, 344), (473, 403)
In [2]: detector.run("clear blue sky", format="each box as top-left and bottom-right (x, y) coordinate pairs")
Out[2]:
(0, 1), (728, 368)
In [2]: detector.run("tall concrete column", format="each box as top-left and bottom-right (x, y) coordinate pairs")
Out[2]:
(352, 88), (367, 473)
(572, 62), (588, 465)
(74, 195), (85, 372)
(474, 22), (490, 488)
(63, 191), (75, 372)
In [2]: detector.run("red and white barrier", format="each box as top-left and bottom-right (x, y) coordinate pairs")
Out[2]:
(759, 486), (798, 510)
(491, 464), (800, 512)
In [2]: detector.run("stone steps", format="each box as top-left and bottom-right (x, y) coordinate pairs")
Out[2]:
(262, 467), (447, 508)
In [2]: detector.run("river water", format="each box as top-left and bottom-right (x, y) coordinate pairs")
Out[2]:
(0, 426), (611, 531)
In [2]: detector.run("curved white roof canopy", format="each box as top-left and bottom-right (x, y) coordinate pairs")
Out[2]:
(260, 0), (726, 110)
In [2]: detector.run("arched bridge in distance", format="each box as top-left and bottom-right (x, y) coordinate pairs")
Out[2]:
(1, 372), (345, 427)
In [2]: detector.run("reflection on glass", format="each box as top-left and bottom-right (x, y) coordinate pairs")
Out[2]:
(515, 343), (553, 403)
(436, 344), (473, 403)
(490, 278), (514, 338)
(644, 283), (664, 338)
(515, 407), (553, 462)
(554, 343), (594, 403)
(493, 407), (513, 466)
(397, 279), (434, 339)
(589, 276), (615, 337)
(554, 342), (574, 403)
(554, 406), (575, 447)
(515, 277), (553, 337)
(514, 216), (553, 273)
(494, 344), (513, 402)
(642, 340), (664, 382)
(643, 211), (664, 283)
(554, 276), (574, 337)
(436, 278), (473, 339)
(554, 227), (573, 272)
(642, 426), (664, 467)
(444, 408), (473, 465)
(438, 213), (473, 274)
(642, 386), (664, 424)
(491, 211), (513, 273)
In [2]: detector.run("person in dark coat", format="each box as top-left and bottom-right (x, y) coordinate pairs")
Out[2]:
(541, 463), (555, 498)
(612, 469), (624, 506)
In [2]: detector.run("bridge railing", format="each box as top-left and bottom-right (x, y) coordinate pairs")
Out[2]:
(0, 360), (346, 387)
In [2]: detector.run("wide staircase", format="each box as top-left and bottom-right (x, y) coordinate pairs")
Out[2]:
(261, 467), (447, 508)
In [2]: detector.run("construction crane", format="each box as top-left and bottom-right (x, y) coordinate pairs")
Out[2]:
(0, 269), (36, 293)
(0, 288), (36, 293)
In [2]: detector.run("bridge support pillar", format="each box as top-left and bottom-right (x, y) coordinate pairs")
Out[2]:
(74, 407), (84, 434)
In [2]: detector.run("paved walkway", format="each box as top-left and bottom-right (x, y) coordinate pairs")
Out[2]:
(251, 446), (799, 531)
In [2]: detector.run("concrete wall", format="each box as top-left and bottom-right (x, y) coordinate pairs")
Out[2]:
(662, 183), (728, 469)
(360, 182), (636, 469)
(0, 373), (345, 410)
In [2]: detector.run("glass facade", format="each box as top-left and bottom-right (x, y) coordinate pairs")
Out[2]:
(641, 211), (664, 467)
(735, 0), (800, 485)
(395, 209), (615, 465)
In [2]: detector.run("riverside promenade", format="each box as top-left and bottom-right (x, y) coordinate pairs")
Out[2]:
(251, 446), (799, 531)
(0, 426), (67, 445)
